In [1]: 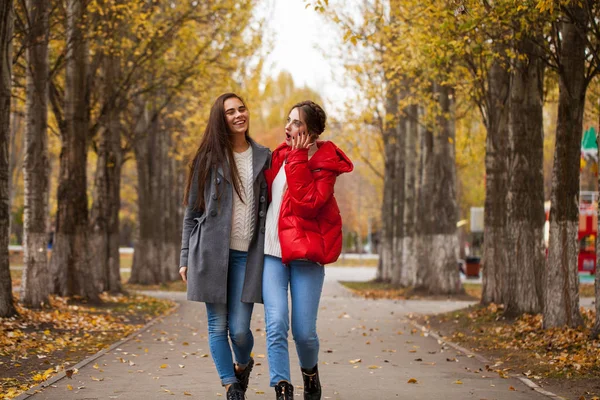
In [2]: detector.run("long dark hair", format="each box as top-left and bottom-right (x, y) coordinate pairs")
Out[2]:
(183, 93), (250, 210)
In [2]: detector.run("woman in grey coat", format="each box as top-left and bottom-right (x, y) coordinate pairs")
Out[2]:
(179, 93), (270, 400)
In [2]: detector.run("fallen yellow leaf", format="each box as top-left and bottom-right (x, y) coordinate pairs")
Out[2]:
(67, 384), (73, 390)
(407, 378), (418, 384)
(453, 380), (463, 384)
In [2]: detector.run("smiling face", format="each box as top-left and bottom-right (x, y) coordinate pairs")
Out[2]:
(285, 107), (307, 146)
(224, 97), (249, 137)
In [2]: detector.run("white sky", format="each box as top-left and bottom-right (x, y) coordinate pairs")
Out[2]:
(261, 0), (349, 116)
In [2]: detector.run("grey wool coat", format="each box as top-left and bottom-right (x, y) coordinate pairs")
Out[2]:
(179, 140), (271, 304)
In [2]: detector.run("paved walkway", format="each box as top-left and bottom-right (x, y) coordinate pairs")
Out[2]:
(25, 271), (553, 400)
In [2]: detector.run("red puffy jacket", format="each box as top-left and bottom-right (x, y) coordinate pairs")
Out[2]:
(264, 140), (354, 265)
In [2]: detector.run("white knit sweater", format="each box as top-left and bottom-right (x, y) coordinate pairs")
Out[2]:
(230, 145), (255, 252)
(264, 164), (286, 258)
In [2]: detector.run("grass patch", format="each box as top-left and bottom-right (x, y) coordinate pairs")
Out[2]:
(124, 280), (187, 292)
(329, 257), (378, 267)
(0, 292), (175, 399)
(415, 304), (600, 400)
(340, 280), (478, 301)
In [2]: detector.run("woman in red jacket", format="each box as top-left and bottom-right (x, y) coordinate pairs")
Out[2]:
(263, 101), (353, 400)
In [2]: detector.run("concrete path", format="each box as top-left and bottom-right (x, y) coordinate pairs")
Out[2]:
(25, 272), (553, 400)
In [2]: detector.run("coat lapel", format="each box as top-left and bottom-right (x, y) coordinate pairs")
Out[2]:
(250, 141), (269, 182)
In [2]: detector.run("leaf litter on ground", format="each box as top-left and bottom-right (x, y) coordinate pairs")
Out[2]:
(0, 292), (174, 399)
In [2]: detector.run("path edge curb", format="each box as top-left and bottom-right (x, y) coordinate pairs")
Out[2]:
(408, 319), (568, 400)
(14, 300), (181, 400)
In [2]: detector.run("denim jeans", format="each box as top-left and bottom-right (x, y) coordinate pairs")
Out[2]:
(205, 250), (254, 386)
(262, 255), (325, 386)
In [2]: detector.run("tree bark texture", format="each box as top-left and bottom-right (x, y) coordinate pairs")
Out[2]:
(89, 54), (123, 293)
(377, 84), (399, 282)
(416, 84), (461, 294)
(21, 0), (52, 308)
(400, 104), (418, 287)
(544, 7), (587, 329)
(481, 58), (510, 305)
(503, 34), (545, 316)
(391, 112), (406, 285)
(50, 0), (99, 301)
(129, 102), (180, 284)
(0, 0), (16, 317)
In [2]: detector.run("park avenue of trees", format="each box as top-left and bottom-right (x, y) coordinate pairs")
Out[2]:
(2, 0), (600, 339)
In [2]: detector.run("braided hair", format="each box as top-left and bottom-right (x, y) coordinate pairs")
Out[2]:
(289, 100), (327, 140)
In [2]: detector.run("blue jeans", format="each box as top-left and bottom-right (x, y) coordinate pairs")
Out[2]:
(205, 250), (254, 386)
(262, 255), (325, 386)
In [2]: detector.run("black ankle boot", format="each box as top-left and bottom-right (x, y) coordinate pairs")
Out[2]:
(274, 380), (294, 400)
(235, 357), (254, 393)
(301, 365), (321, 400)
(226, 382), (245, 400)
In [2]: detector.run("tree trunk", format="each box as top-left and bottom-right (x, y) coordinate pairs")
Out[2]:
(391, 112), (406, 285)
(0, 0), (16, 317)
(89, 54), (123, 293)
(544, 6), (586, 329)
(377, 108), (398, 282)
(49, 0), (99, 301)
(416, 84), (461, 294)
(400, 104), (418, 287)
(129, 104), (164, 285)
(503, 34), (546, 316)
(21, 0), (52, 308)
(481, 58), (510, 305)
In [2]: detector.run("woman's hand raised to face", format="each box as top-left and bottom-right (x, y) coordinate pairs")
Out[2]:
(290, 131), (314, 151)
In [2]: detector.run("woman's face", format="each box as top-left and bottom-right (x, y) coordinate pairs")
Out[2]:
(285, 107), (306, 146)
(224, 97), (249, 136)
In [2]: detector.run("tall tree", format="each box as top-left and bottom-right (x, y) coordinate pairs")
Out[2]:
(504, 30), (545, 316)
(89, 50), (123, 293)
(0, 0), (17, 317)
(416, 83), (461, 294)
(21, 0), (52, 308)
(544, 3), (588, 328)
(49, 0), (99, 300)
(399, 104), (418, 287)
(88, 0), (125, 293)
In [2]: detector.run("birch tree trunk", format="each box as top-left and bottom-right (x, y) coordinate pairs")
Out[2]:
(481, 57), (510, 305)
(416, 84), (461, 294)
(89, 54), (123, 293)
(504, 34), (545, 316)
(49, 0), (99, 301)
(0, 0), (16, 317)
(400, 104), (418, 287)
(21, 0), (52, 308)
(544, 6), (587, 328)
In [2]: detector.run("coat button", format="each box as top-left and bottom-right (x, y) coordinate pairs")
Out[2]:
(215, 177), (221, 185)
(210, 209), (217, 217)
(212, 193), (217, 200)
(260, 227), (265, 233)
(260, 196), (266, 203)
(259, 211), (265, 217)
